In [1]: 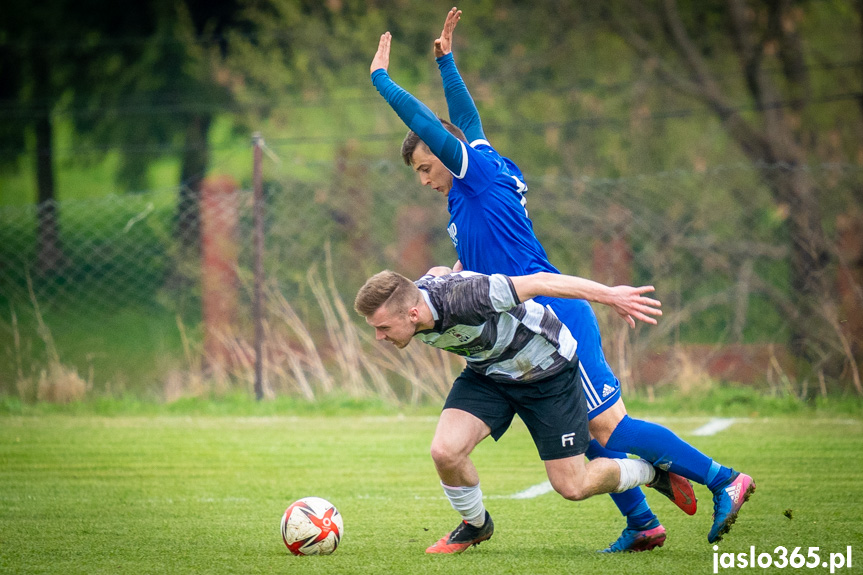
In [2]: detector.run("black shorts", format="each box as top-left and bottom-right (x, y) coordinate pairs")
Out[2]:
(443, 360), (590, 460)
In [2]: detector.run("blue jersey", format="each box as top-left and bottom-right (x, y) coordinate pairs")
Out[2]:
(446, 142), (557, 276)
(445, 137), (618, 414)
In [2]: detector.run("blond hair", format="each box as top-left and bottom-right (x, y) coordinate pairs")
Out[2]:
(354, 270), (421, 317)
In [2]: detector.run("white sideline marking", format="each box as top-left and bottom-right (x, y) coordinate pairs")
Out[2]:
(504, 481), (554, 500)
(691, 418), (736, 436)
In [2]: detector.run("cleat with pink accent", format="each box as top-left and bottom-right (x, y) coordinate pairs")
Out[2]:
(647, 467), (698, 515)
(709, 471), (756, 543)
(600, 523), (667, 553)
(426, 511), (494, 554)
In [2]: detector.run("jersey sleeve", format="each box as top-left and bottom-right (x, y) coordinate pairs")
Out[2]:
(371, 69), (464, 175)
(488, 274), (520, 311)
(444, 273), (520, 325)
(436, 53), (486, 145)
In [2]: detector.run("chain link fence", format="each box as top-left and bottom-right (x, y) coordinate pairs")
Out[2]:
(1, 156), (861, 403)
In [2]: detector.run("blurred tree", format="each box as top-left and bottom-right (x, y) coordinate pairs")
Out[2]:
(605, 0), (862, 376)
(0, 0), (155, 272)
(0, 0), (245, 260)
(85, 0), (244, 253)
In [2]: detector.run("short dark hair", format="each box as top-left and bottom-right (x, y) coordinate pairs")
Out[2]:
(400, 118), (466, 166)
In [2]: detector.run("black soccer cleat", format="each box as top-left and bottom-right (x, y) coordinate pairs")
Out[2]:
(426, 511), (495, 554)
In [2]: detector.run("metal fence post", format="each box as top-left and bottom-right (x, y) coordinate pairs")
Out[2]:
(252, 133), (265, 401)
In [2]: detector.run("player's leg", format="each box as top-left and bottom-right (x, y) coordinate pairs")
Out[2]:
(510, 359), (685, 502)
(587, 404), (666, 552)
(595, 402), (756, 542)
(586, 441), (657, 529)
(545, 451), (658, 500)
(541, 297), (665, 551)
(429, 407), (489, 488)
(426, 408), (496, 554)
(426, 369), (512, 554)
(552, 298), (752, 543)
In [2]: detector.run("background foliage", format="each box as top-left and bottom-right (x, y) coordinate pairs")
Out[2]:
(0, 0), (861, 402)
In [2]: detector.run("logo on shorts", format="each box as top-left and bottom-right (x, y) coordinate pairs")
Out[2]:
(602, 384), (615, 398)
(561, 432), (576, 447)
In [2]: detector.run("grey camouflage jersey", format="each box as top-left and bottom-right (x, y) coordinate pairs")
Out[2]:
(414, 271), (578, 383)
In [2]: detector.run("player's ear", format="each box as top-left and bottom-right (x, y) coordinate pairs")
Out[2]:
(408, 306), (420, 323)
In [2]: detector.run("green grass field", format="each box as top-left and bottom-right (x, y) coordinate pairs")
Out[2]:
(1, 411), (862, 574)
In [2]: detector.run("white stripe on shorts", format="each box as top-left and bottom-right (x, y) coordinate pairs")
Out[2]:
(580, 362), (602, 412)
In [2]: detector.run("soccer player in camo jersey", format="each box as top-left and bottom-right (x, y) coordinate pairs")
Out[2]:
(354, 267), (696, 554)
(370, 9), (754, 552)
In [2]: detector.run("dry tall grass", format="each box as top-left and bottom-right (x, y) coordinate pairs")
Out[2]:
(187, 258), (463, 405)
(11, 276), (90, 403)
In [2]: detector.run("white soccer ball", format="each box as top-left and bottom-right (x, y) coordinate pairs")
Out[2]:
(280, 496), (344, 556)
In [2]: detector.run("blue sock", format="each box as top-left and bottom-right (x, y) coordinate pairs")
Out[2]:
(606, 415), (734, 490)
(585, 439), (657, 530)
(705, 460), (736, 492)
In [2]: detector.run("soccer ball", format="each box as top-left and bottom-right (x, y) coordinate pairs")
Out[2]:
(280, 497), (344, 556)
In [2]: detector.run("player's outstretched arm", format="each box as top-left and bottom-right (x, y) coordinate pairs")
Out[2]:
(370, 33), (465, 175)
(509, 273), (662, 329)
(434, 7), (461, 59)
(371, 31), (391, 74)
(434, 8), (485, 143)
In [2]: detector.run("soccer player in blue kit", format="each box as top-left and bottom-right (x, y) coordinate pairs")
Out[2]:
(370, 8), (754, 552)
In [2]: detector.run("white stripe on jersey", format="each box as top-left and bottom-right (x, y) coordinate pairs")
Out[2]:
(557, 322), (578, 361)
(488, 313), (519, 357)
(454, 140), (469, 179)
(487, 336), (558, 379)
(487, 274), (518, 313)
(511, 176), (528, 216)
(470, 139), (491, 148)
(518, 298), (546, 333)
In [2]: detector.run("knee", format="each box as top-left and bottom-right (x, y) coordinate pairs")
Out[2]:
(429, 440), (461, 472)
(552, 480), (590, 502)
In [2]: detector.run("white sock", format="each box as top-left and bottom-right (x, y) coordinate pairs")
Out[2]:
(441, 482), (486, 527)
(613, 459), (657, 493)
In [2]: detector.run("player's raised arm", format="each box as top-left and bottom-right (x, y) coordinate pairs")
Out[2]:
(370, 32), (466, 175)
(370, 31), (391, 74)
(434, 7), (461, 59)
(434, 8), (485, 143)
(509, 273), (663, 329)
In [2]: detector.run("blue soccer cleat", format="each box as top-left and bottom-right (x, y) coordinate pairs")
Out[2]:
(600, 522), (666, 553)
(708, 471), (756, 543)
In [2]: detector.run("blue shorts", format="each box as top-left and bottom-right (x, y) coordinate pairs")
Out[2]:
(534, 296), (621, 420)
